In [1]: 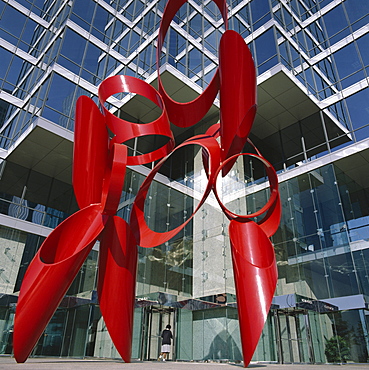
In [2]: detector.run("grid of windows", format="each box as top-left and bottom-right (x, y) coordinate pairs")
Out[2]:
(0, 0), (367, 155)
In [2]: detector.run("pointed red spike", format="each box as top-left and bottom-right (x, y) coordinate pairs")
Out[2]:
(13, 204), (106, 363)
(229, 220), (277, 367)
(98, 216), (138, 363)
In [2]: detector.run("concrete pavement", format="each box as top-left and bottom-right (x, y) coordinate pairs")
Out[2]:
(1, 357), (369, 370)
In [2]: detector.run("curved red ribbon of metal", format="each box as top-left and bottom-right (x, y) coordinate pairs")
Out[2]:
(213, 152), (280, 367)
(14, 101), (134, 363)
(101, 143), (128, 216)
(213, 153), (280, 224)
(156, 0), (228, 127)
(98, 75), (174, 165)
(73, 95), (109, 209)
(98, 216), (137, 363)
(13, 204), (107, 363)
(229, 220), (278, 367)
(243, 139), (282, 237)
(219, 30), (257, 175)
(129, 134), (220, 248)
(98, 143), (138, 363)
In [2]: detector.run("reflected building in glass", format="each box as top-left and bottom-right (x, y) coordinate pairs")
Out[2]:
(0, 0), (369, 364)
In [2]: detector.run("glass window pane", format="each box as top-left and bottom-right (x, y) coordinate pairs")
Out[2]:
(333, 43), (365, 89)
(322, 5), (350, 45)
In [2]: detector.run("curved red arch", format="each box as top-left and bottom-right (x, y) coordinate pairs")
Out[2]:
(156, 0), (228, 127)
(130, 134), (220, 247)
(99, 75), (174, 165)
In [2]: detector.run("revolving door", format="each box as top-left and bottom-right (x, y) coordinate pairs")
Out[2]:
(140, 305), (176, 361)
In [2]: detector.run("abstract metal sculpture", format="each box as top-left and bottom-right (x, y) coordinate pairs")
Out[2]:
(13, 0), (281, 367)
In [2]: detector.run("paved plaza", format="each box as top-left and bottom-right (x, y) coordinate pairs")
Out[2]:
(1, 357), (369, 370)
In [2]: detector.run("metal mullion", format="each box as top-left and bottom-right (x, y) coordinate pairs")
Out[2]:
(201, 0), (205, 86)
(185, 2), (190, 76)
(294, 313), (304, 362)
(304, 311), (315, 363)
(274, 310), (284, 363)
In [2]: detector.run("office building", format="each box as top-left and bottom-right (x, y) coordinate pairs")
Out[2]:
(0, 0), (368, 364)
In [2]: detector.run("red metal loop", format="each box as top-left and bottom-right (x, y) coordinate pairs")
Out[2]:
(213, 152), (280, 236)
(156, 0), (228, 127)
(98, 75), (174, 165)
(205, 123), (220, 138)
(130, 135), (220, 248)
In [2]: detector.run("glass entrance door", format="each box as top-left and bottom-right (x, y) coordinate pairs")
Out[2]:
(274, 309), (314, 364)
(141, 306), (176, 361)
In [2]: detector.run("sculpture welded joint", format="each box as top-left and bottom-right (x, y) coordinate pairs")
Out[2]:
(12, 0), (281, 367)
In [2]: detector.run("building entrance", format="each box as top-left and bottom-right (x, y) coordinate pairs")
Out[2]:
(141, 305), (176, 361)
(273, 309), (314, 364)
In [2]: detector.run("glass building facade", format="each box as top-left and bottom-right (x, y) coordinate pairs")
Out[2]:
(0, 0), (369, 364)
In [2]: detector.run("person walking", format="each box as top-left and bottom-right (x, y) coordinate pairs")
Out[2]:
(158, 324), (172, 361)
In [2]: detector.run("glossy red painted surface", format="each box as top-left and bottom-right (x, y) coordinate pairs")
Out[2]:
(219, 30), (257, 175)
(213, 152), (280, 228)
(14, 97), (136, 363)
(101, 144), (127, 216)
(229, 220), (278, 367)
(98, 216), (137, 363)
(213, 152), (281, 367)
(13, 205), (106, 363)
(98, 75), (174, 165)
(129, 134), (220, 248)
(156, 0), (228, 128)
(73, 96), (109, 209)
(13, 0), (282, 367)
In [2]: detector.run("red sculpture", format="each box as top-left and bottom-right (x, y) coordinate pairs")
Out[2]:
(13, 0), (281, 367)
